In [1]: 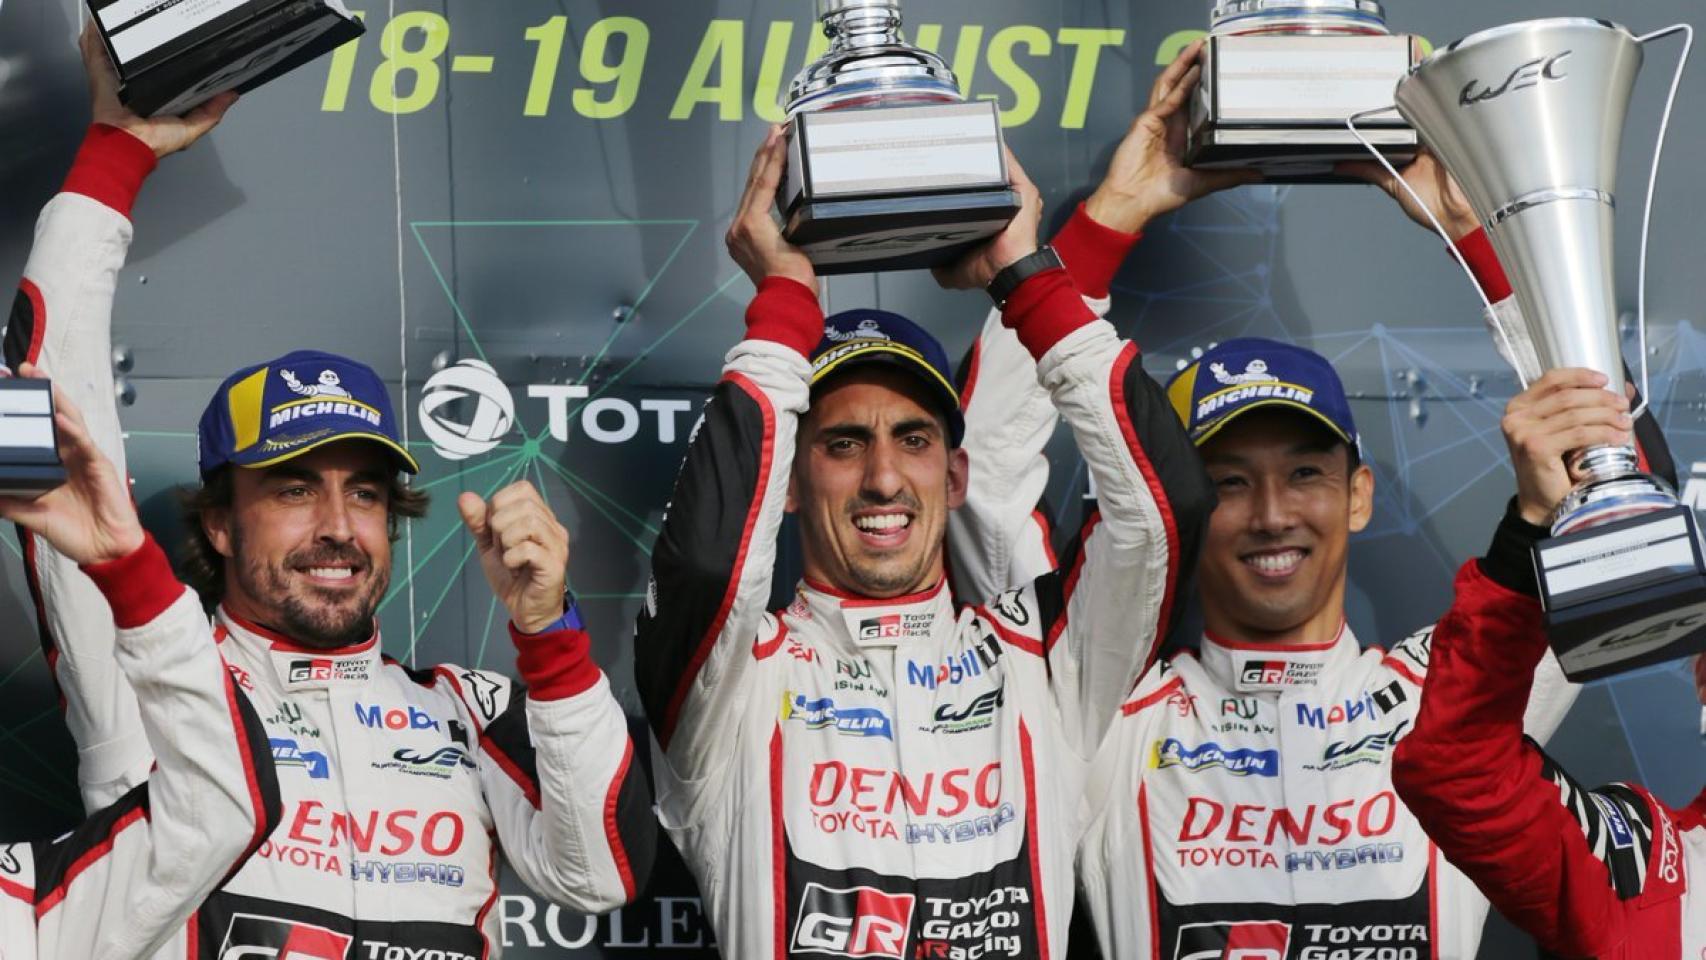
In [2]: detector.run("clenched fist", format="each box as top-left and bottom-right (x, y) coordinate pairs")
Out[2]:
(459, 482), (570, 634)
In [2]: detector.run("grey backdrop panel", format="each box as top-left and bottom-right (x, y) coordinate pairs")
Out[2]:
(3, 1), (1705, 956)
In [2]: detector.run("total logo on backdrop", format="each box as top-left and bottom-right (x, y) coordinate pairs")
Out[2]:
(416, 359), (700, 461)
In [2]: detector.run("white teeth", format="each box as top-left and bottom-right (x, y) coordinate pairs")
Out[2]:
(855, 514), (911, 532)
(1246, 550), (1303, 574)
(309, 567), (354, 580)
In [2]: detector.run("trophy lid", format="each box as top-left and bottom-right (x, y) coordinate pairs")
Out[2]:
(1211, 0), (1390, 36)
(788, 0), (962, 115)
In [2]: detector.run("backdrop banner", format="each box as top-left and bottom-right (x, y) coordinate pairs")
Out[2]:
(2, 1), (1704, 957)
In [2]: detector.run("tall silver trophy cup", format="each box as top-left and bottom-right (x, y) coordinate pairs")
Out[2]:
(779, 0), (1021, 275)
(1359, 18), (1703, 680)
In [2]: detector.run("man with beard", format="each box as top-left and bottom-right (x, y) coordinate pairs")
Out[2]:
(0, 372), (281, 959)
(946, 41), (1673, 960)
(7, 26), (653, 956)
(630, 116), (1212, 958)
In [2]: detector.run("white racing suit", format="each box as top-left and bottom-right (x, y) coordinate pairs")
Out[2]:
(948, 208), (1590, 959)
(0, 534), (280, 959)
(10, 124), (655, 958)
(634, 261), (1214, 960)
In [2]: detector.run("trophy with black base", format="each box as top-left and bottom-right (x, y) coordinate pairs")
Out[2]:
(0, 379), (66, 498)
(1376, 17), (1702, 680)
(1187, 0), (1421, 182)
(779, 0), (1021, 275)
(87, 0), (363, 117)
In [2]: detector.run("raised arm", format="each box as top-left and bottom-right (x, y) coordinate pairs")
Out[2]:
(32, 537), (279, 960)
(452, 482), (654, 912)
(634, 127), (818, 805)
(1392, 530), (1686, 956)
(996, 262), (1214, 758)
(947, 207), (1138, 603)
(9, 26), (235, 809)
(941, 156), (1215, 759)
(1391, 368), (1682, 956)
(0, 382), (278, 960)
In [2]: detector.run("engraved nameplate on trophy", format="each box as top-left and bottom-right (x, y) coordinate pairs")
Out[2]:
(87, 0), (364, 117)
(1187, 0), (1421, 181)
(779, 0), (1021, 275)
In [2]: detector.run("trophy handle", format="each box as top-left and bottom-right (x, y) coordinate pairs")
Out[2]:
(1630, 24), (1694, 422)
(1346, 107), (1526, 388)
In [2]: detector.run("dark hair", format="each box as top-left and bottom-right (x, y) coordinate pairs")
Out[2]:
(179, 464), (430, 608)
(806, 370), (962, 450)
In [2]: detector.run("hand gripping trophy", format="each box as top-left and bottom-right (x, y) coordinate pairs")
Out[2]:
(1351, 18), (1703, 680)
(777, 0), (1021, 274)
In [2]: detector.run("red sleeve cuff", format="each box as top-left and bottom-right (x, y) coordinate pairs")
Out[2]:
(510, 623), (601, 700)
(745, 277), (825, 358)
(1001, 268), (1098, 359)
(61, 124), (157, 219)
(1454, 228), (1513, 304)
(1053, 203), (1142, 300)
(81, 533), (187, 630)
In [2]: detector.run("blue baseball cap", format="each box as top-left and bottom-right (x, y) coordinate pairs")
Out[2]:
(809, 309), (965, 448)
(197, 350), (420, 477)
(1166, 338), (1358, 449)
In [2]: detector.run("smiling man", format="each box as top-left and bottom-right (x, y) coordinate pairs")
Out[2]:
(4, 27), (654, 957)
(632, 123), (1211, 959)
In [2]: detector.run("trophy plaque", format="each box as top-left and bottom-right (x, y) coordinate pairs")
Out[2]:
(0, 379), (65, 499)
(779, 0), (1021, 275)
(1389, 17), (1703, 680)
(87, 0), (364, 118)
(1187, 0), (1421, 182)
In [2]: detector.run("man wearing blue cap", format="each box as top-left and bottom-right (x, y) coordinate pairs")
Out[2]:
(943, 42), (1660, 960)
(629, 120), (1212, 959)
(4, 28), (652, 956)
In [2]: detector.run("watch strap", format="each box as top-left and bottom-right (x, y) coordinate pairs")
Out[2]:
(988, 246), (1065, 308)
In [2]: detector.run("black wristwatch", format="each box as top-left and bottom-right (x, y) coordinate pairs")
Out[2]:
(987, 245), (1065, 308)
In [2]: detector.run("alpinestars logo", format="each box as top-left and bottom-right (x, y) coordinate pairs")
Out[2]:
(791, 883), (914, 958)
(218, 914), (354, 959)
(1174, 920), (1291, 960)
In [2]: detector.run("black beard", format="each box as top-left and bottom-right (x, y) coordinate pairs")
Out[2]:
(232, 528), (387, 650)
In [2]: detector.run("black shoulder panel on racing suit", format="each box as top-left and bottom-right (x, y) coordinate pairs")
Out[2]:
(635, 377), (770, 748)
(4, 287), (34, 371)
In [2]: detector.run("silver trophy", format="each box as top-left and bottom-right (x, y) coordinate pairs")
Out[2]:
(1352, 18), (1703, 680)
(779, 0), (1021, 275)
(1186, 0), (1421, 181)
